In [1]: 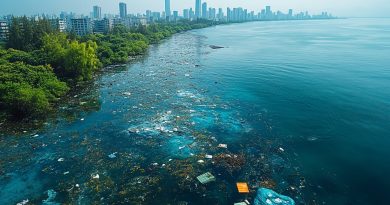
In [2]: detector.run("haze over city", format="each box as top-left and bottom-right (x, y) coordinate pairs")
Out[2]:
(0, 0), (389, 17)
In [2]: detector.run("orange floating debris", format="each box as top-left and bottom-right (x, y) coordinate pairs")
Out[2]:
(236, 182), (250, 193)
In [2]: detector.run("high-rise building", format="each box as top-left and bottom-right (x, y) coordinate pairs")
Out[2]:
(195, 0), (201, 19)
(146, 10), (152, 21)
(227, 7), (231, 22)
(93, 18), (112, 34)
(50, 18), (67, 32)
(173, 11), (178, 21)
(0, 20), (9, 41)
(218, 8), (224, 20)
(208, 8), (216, 20)
(265, 6), (272, 19)
(119, 2), (127, 19)
(152, 12), (161, 21)
(71, 18), (92, 36)
(189, 8), (194, 19)
(183, 9), (189, 19)
(165, 0), (171, 20)
(93, 6), (102, 19)
(201, 2), (207, 19)
(288, 9), (293, 18)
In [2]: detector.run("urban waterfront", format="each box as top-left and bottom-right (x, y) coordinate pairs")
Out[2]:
(1, 18), (389, 204)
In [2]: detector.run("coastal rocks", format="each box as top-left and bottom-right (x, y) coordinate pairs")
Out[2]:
(254, 188), (295, 205)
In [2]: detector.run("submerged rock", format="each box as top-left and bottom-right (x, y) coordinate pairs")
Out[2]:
(254, 188), (295, 205)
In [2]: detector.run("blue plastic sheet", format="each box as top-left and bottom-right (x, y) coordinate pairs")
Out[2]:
(254, 188), (295, 205)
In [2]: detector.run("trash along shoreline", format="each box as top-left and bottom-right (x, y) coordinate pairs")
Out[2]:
(1, 31), (308, 205)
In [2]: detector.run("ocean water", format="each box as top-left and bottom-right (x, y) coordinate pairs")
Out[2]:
(1, 18), (390, 205)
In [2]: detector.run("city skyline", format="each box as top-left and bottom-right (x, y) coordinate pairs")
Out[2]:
(0, 0), (334, 40)
(0, 0), (389, 17)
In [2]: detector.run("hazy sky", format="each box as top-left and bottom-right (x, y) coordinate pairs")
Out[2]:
(1, 0), (388, 17)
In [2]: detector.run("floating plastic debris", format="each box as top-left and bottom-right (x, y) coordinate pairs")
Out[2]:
(57, 158), (65, 162)
(307, 137), (318, 141)
(16, 199), (29, 205)
(279, 147), (285, 152)
(92, 174), (100, 179)
(108, 152), (118, 159)
(33, 134), (39, 137)
(205, 154), (213, 159)
(123, 92), (132, 96)
(209, 45), (224, 49)
(197, 160), (205, 163)
(218, 144), (228, 149)
(63, 171), (69, 175)
(234, 202), (247, 205)
(254, 188), (295, 205)
(42, 189), (58, 205)
(197, 172), (216, 184)
(179, 146), (186, 150)
(236, 182), (250, 193)
(80, 118), (85, 121)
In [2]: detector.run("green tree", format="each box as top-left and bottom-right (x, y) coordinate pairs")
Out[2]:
(7, 17), (23, 50)
(20, 16), (34, 51)
(33, 18), (53, 49)
(63, 40), (100, 81)
(41, 33), (68, 69)
(0, 62), (69, 118)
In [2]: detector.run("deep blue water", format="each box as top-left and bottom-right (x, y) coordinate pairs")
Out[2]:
(1, 18), (390, 205)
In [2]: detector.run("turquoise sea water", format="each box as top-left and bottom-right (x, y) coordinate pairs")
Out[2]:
(1, 18), (390, 204)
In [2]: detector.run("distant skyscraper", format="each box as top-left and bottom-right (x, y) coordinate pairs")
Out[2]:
(152, 12), (161, 21)
(119, 2), (127, 19)
(288, 9), (293, 18)
(201, 2), (207, 19)
(165, 0), (171, 20)
(208, 8), (216, 20)
(265, 6), (272, 19)
(183, 9), (189, 19)
(93, 6), (102, 19)
(266, 6), (271, 13)
(218, 8), (224, 20)
(189, 8), (194, 19)
(227, 7), (231, 22)
(195, 0), (201, 19)
(173, 11), (178, 21)
(146, 10), (152, 20)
